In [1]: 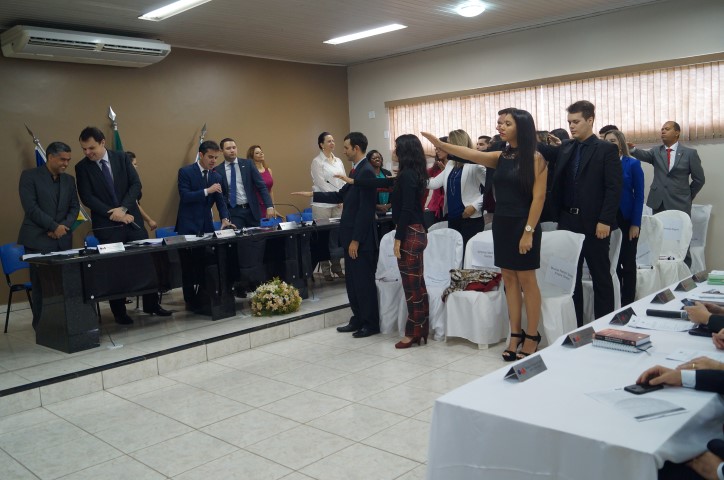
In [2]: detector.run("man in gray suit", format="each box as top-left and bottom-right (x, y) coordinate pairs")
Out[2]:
(630, 121), (705, 216)
(18, 141), (80, 329)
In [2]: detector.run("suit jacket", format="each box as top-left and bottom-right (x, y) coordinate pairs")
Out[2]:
(75, 149), (147, 243)
(313, 158), (377, 251)
(176, 163), (229, 235)
(18, 165), (80, 253)
(618, 155), (645, 226)
(548, 135), (623, 235)
(630, 143), (705, 215)
(215, 158), (273, 222)
(695, 370), (724, 394)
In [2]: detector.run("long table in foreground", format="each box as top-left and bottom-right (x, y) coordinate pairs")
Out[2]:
(427, 280), (724, 480)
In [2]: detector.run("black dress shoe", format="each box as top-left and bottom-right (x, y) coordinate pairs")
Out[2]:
(337, 322), (360, 333)
(353, 327), (380, 338)
(144, 306), (173, 317)
(114, 314), (134, 325)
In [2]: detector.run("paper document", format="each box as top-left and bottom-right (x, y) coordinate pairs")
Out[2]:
(628, 316), (694, 332)
(666, 349), (724, 363)
(587, 389), (686, 422)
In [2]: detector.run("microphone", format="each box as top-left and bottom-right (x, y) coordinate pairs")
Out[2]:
(274, 203), (315, 227)
(646, 309), (690, 320)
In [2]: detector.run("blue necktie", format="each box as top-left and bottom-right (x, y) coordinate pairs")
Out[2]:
(572, 142), (583, 178)
(101, 159), (119, 205)
(229, 162), (237, 207)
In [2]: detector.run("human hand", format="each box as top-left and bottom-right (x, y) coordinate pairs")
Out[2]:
(595, 223), (611, 239)
(713, 330), (724, 350)
(629, 225), (640, 240)
(53, 224), (69, 238)
(519, 232), (533, 255)
(221, 218), (236, 230)
(461, 205), (476, 219)
(148, 219), (158, 231)
(393, 239), (401, 259)
(687, 451), (723, 480)
(703, 302), (724, 315)
(627, 142), (636, 150)
(108, 207), (126, 222)
(121, 214), (134, 225)
(291, 191), (313, 198)
(266, 207), (274, 219)
(684, 302), (712, 325)
(207, 183), (222, 194)
(421, 132), (444, 150)
(547, 134), (562, 147)
(348, 240), (359, 259)
(334, 174), (354, 185)
(636, 365), (681, 387)
(677, 356), (724, 371)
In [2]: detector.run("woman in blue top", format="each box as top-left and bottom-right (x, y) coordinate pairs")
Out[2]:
(603, 130), (644, 306)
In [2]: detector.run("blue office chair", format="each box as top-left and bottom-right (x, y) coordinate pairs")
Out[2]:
(212, 221), (221, 230)
(0, 243), (32, 333)
(155, 226), (178, 238)
(286, 213), (302, 223)
(303, 207), (312, 214)
(84, 235), (100, 248)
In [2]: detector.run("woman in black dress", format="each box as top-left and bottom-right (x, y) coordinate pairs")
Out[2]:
(422, 109), (547, 360)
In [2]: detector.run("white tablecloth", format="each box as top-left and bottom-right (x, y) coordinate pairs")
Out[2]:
(427, 282), (724, 480)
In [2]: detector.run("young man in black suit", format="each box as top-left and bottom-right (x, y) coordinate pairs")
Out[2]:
(548, 101), (622, 326)
(18, 141), (80, 329)
(75, 127), (171, 324)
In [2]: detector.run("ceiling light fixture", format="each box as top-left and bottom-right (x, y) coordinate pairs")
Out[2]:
(139, 0), (213, 21)
(324, 24), (407, 45)
(455, 1), (486, 18)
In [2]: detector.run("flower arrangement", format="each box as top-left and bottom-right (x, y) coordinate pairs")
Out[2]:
(250, 277), (302, 316)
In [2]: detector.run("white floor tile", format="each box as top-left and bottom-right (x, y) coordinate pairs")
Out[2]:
(200, 409), (299, 448)
(300, 444), (419, 480)
(362, 419), (431, 463)
(174, 449), (292, 480)
(307, 403), (406, 442)
(58, 455), (166, 480)
(260, 390), (350, 423)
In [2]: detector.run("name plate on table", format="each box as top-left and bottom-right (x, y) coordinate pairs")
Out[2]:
(609, 307), (636, 325)
(277, 221), (301, 231)
(214, 229), (236, 239)
(504, 355), (547, 382)
(693, 271), (709, 283)
(651, 289), (675, 304)
(561, 326), (595, 348)
(675, 277), (697, 292)
(97, 242), (125, 254)
(163, 235), (187, 246)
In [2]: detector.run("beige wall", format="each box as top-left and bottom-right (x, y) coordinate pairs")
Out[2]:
(348, 0), (724, 268)
(0, 47), (349, 305)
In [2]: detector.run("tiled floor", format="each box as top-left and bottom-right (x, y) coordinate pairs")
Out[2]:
(0, 315), (509, 479)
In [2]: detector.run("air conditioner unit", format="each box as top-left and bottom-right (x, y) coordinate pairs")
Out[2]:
(1, 25), (171, 68)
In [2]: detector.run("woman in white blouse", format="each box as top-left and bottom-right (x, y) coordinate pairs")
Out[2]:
(311, 132), (346, 280)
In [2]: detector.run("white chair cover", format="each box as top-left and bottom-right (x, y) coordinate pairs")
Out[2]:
(635, 215), (664, 300)
(422, 228), (464, 340)
(690, 204), (712, 274)
(642, 205), (653, 216)
(582, 228), (622, 324)
(654, 210), (693, 286)
(533, 230), (585, 345)
(540, 222), (558, 232)
(375, 230), (403, 334)
(445, 231), (508, 347)
(428, 221), (449, 232)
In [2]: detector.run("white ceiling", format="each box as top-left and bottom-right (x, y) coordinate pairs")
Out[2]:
(0, 0), (664, 66)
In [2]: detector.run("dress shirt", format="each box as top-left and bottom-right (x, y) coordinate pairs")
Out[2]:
(310, 151), (346, 207)
(195, 161), (211, 196)
(95, 150), (112, 179)
(224, 159), (248, 205)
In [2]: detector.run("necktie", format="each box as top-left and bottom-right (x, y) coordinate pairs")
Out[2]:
(202, 169), (208, 187)
(101, 159), (119, 205)
(666, 148), (673, 171)
(229, 162), (237, 207)
(572, 142), (583, 178)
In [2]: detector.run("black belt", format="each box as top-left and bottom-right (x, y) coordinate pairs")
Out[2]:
(564, 207), (580, 215)
(229, 203), (250, 209)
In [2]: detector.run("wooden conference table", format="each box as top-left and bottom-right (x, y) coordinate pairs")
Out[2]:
(427, 279), (724, 480)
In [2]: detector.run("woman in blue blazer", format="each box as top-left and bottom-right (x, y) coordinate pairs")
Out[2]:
(604, 130), (644, 306)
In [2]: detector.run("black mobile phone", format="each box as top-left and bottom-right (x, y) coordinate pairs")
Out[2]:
(689, 325), (713, 337)
(624, 383), (664, 395)
(681, 298), (695, 307)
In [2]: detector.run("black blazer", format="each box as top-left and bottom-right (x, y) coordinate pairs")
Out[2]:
(548, 135), (622, 235)
(313, 158), (377, 251)
(18, 165), (80, 253)
(75, 149), (147, 243)
(215, 158), (273, 222)
(695, 370), (724, 394)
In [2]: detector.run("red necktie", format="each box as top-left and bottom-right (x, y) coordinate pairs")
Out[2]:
(666, 148), (672, 170)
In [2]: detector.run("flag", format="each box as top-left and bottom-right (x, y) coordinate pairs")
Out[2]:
(34, 143), (46, 167)
(113, 129), (124, 152)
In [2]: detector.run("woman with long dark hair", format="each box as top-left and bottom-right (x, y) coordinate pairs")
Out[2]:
(422, 108), (547, 360)
(337, 135), (430, 348)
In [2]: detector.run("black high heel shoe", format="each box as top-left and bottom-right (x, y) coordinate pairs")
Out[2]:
(517, 331), (542, 359)
(502, 330), (525, 362)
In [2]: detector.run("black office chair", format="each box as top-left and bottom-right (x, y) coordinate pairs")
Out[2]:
(0, 243), (33, 333)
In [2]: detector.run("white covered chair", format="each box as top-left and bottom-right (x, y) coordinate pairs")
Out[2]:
(654, 210), (693, 287)
(428, 221), (448, 232)
(540, 221), (558, 232)
(375, 230), (404, 334)
(422, 228), (464, 340)
(445, 231), (508, 348)
(533, 230), (585, 345)
(635, 215), (664, 300)
(690, 204), (712, 274)
(581, 228), (623, 324)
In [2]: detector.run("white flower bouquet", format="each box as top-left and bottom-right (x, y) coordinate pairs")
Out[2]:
(250, 277), (302, 316)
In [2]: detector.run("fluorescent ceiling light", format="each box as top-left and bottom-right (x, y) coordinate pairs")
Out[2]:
(139, 0), (213, 21)
(455, 1), (486, 18)
(324, 24), (407, 45)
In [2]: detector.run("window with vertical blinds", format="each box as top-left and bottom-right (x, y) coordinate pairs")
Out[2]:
(388, 61), (722, 152)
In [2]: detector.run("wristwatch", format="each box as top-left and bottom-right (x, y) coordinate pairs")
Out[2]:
(524, 225), (534, 233)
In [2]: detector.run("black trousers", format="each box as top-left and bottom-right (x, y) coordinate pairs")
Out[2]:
(559, 212), (615, 326)
(448, 215), (485, 250)
(616, 215), (639, 306)
(658, 461), (705, 480)
(344, 247), (379, 331)
(229, 205), (259, 229)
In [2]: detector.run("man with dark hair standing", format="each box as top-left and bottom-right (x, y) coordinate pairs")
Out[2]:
(598, 124), (619, 139)
(18, 141), (80, 329)
(75, 127), (171, 324)
(549, 101), (622, 326)
(476, 135), (491, 152)
(217, 138), (274, 228)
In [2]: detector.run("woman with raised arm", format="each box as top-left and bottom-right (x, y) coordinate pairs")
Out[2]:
(422, 108), (547, 360)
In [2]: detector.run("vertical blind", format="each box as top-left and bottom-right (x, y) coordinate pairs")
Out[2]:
(389, 61), (722, 152)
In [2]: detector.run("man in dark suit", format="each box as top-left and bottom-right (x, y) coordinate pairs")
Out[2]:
(217, 138), (274, 228)
(75, 127), (171, 324)
(176, 140), (233, 310)
(302, 132), (380, 338)
(549, 101), (622, 326)
(18, 141), (80, 329)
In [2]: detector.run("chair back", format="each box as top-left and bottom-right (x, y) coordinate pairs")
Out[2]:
(428, 221), (448, 232)
(463, 231), (498, 272)
(636, 215), (664, 267)
(375, 230), (401, 281)
(0, 244), (29, 280)
(84, 235), (100, 248)
(690, 204), (713, 273)
(423, 228), (463, 285)
(212, 221), (221, 230)
(654, 210), (693, 260)
(155, 226), (178, 238)
(536, 230), (585, 296)
(286, 213), (302, 223)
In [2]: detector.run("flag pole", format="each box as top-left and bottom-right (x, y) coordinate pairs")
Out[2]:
(24, 124), (46, 158)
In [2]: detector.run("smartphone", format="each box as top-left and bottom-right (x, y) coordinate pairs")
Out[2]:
(681, 298), (695, 307)
(689, 325), (713, 337)
(624, 383), (663, 395)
